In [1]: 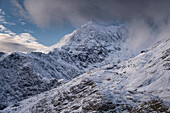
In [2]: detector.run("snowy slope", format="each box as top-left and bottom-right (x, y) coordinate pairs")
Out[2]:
(122, 38), (170, 101)
(1, 38), (170, 113)
(0, 22), (131, 110)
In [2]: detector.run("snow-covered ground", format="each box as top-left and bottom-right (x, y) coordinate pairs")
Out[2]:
(0, 22), (169, 112)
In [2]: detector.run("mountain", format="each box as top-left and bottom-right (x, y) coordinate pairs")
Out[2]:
(1, 38), (170, 113)
(0, 22), (132, 110)
(0, 22), (169, 112)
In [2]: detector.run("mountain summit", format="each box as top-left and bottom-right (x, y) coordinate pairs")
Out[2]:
(52, 22), (127, 48)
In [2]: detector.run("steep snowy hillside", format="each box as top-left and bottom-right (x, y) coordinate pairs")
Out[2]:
(0, 22), (131, 110)
(2, 38), (169, 113)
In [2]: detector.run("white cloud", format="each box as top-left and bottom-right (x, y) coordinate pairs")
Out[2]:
(0, 9), (16, 25)
(0, 25), (6, 31)
(0, 25), (47, 53)
(21, 22), (26, 25)
(0, 24), (16, 36)
(0, 9), (5, 15)
(24, 29), (34, 33)
(0, 15), (5, 23)
(0, 9), (6, 24)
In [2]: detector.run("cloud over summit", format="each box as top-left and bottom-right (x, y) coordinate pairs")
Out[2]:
(13, 0), (170, 27)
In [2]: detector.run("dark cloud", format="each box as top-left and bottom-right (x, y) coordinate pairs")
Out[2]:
(13, 0), (170, 26)
(13, 0), (170, 52)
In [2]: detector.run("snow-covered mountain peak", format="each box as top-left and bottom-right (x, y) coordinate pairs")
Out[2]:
(48, 22), (128, 51)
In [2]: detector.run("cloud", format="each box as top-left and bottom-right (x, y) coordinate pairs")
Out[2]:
(21, 21), (26, 25)
(0, 24), (6, 31)
(0, 9), (5, 15)
(12, 0), (170, 26)
(24, 29), (34, 34)
(0, 25), (47, 53)
(0, 9), (16, 25)
(0, 24), (16, 36)
(0, 15), (5, 23)
(0, 9), (47, 53)
(13, 0), (170, 52)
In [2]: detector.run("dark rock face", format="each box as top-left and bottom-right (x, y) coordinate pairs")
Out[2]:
(58, 46), (109, 69)
(0, 52), (78, 110)
(132, 99), (169, 113)
(18, 78), (121, 113)
(0, 52), (5, 58)
(162, 48), (170, 60)
(29, 78), (102, 113)
(0, 53), (61, 110)
(162, 48), (170, 70)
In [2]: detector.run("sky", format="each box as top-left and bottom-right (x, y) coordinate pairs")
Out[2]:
(0, 0), (170, 53)
(0, 0), (75, 52)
